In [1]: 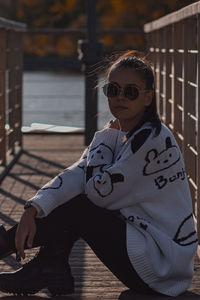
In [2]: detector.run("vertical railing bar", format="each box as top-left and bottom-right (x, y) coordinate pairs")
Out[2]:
(7, 30), (15, 155)
(171, 23), (175, 134)
(173, 22), (184, 151)
(159, 28), (164, 122)
(162, 27), (167, 124)
(0, 29), (6, 166)
(155, 30), (160, 116)
(13, 31), (17, 145)
(197, 15), (200, 248)
(165, 25), (172, 128)
(17, 32), (23, 148)
(183, 18), (197, 210)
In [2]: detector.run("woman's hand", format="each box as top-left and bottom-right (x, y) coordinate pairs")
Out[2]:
(15, 206), (37, 259)
(104, 119), (120, 130)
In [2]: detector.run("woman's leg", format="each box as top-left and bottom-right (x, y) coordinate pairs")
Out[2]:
(0, 216), (79, 295)
(30, 194), (156, 294)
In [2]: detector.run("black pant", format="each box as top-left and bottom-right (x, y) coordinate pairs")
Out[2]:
(9, 194), (158, 295)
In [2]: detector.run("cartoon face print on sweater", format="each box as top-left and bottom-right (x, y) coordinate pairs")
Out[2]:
(86, 143), (124, 197)
(87, 143), (113, 168)
(41, 174), (63, 190)
(93, 171), (124, 197)
(143, 137), (185, 190)
(77, 151), (88, 173)
(143, 136), (180, 175)
(173, 213), (198, 246)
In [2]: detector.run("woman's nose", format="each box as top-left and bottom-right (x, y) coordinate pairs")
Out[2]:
(117, 88), (124, 99)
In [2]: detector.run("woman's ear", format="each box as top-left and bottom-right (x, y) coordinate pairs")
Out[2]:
(144, 90), (154, 107)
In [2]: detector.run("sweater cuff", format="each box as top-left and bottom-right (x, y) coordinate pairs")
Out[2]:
(30, 193), (56, 217)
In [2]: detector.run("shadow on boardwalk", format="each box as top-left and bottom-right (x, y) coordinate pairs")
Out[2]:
(0, 134), (199, 299)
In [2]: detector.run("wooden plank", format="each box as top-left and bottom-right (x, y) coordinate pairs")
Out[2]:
(144, 2), (200, 32)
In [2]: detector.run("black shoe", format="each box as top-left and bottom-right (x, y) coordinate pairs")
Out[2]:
(0, 225), (15, 260)
(0, 247), (74, 296)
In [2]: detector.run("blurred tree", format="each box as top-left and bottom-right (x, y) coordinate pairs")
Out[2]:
(97, 0), (199, 53)
(0, 0), (197, 57)
(16, 0), (85, 28)
(15, 0), (86, 57)
(0, 0), (17, 19)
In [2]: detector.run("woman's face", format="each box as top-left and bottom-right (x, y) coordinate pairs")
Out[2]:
(107, 66), (153, 132)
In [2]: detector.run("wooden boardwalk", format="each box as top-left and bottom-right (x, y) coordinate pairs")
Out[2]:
(0, 134), (200, 299)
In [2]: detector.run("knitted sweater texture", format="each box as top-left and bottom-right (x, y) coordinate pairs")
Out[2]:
(30, 122), (198, 296)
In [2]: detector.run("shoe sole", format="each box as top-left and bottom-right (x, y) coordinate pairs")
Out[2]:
(0, 225), (15, 260)
(0, 285), (74, 296)
(0, 286), (74, 296)
(0, 276), (74, 296)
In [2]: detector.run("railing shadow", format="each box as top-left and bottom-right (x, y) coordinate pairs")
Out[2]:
(22, 150), (67, 170)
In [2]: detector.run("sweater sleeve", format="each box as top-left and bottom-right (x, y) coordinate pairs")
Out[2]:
(85, 127), (153, 209)
(29, 147), (88, 217)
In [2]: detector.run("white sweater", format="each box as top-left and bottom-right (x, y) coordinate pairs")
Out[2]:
(30, 122), (198, 296)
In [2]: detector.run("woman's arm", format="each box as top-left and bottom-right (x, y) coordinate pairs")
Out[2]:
(28, 147), (89, 217)
(26, 124), (119, 217)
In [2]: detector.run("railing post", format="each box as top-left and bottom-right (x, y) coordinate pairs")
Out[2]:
(183, 17), (198, 208)
(78, 0), (103, 145)
(163, 25), (173, 129)
(197, 15), (200, 245)
(0, 29), (6, 166)
(173, 21), (184, 151)
(13, 31), (23, 148)
(7, 29), (15, 155)
(154, 30), (160, 116)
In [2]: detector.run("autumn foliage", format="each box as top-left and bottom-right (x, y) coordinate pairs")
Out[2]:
(5, 0), (199, 57)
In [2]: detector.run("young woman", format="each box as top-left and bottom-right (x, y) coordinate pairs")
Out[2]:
(0, 51), (197, 297)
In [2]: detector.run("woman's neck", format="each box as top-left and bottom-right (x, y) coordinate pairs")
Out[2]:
(119, 115), (145, 132)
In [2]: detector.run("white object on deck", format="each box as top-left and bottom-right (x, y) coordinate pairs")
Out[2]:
(22, 122), (84, 133)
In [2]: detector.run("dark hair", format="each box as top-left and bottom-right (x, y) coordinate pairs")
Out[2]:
(105, 50), (161, 137)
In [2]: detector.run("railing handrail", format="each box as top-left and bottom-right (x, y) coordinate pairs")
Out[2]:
(144, 1), (200, 33)
(0, 17), (26, 31)
(25, 27), (144, 35)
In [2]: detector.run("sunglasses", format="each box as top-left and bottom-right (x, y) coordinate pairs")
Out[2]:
(103, 82), (151, 101)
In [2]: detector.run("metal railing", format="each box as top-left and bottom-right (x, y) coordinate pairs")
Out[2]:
(0, 17), (26, 181)
(144, 2), (200, 247)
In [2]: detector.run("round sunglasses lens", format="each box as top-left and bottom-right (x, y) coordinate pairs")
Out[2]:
(124, 85), (139, 100)
(103, 83), (118, 97)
